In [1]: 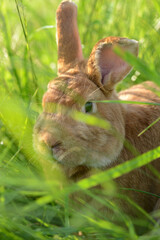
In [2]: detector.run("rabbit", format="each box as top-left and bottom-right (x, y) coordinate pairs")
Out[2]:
(34, 0), (160, 217)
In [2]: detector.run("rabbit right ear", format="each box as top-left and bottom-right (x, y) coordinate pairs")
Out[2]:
(56, 1), (83, 74)
(87, 37), (138, 92)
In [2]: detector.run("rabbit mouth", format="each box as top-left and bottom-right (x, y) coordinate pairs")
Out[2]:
(52, 145), (86, 167)
(52, 144), (113, 168)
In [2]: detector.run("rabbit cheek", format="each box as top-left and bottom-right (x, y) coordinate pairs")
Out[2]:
(85, 136), (123, 168)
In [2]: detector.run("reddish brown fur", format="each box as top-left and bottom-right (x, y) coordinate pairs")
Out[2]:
(34, 1), (160, 216)
(56, 1), (83, 73)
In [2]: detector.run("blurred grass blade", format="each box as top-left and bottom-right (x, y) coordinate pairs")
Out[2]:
(93, 100), (160, 106)
(72, 111), (111, 129)
(15, 0), (39, 102)
(138, 117), (160, 136)
(76, 146), (160, 189)
(36, 25), (55, 32)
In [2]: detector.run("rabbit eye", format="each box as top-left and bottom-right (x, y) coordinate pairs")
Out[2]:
(82, 102), (97, 114)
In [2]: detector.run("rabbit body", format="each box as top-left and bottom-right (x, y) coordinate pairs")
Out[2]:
(34, 1), (160, 215)
(116, 81), (160, 213)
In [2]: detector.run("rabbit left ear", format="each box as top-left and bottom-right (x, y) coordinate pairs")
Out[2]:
(87, 37), (138, 91)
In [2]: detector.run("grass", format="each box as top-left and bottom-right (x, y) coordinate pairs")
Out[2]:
(1, 0), (160, 239)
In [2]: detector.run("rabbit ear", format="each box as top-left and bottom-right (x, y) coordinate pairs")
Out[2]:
(56, 1), (83, 74)
(87, 37), (138, 92)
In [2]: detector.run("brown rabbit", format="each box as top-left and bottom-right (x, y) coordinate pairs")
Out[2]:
(34, 0), (160, 216)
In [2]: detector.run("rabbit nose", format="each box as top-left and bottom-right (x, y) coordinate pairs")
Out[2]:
(39, 132), (60, 149)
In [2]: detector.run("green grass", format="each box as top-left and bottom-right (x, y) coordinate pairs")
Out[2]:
(1, 0), (160, 239)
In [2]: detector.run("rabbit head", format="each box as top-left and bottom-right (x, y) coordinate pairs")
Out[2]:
(34, 1), (138, 175)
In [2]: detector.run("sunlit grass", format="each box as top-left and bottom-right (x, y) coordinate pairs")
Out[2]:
(1, 0), (160, 239)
